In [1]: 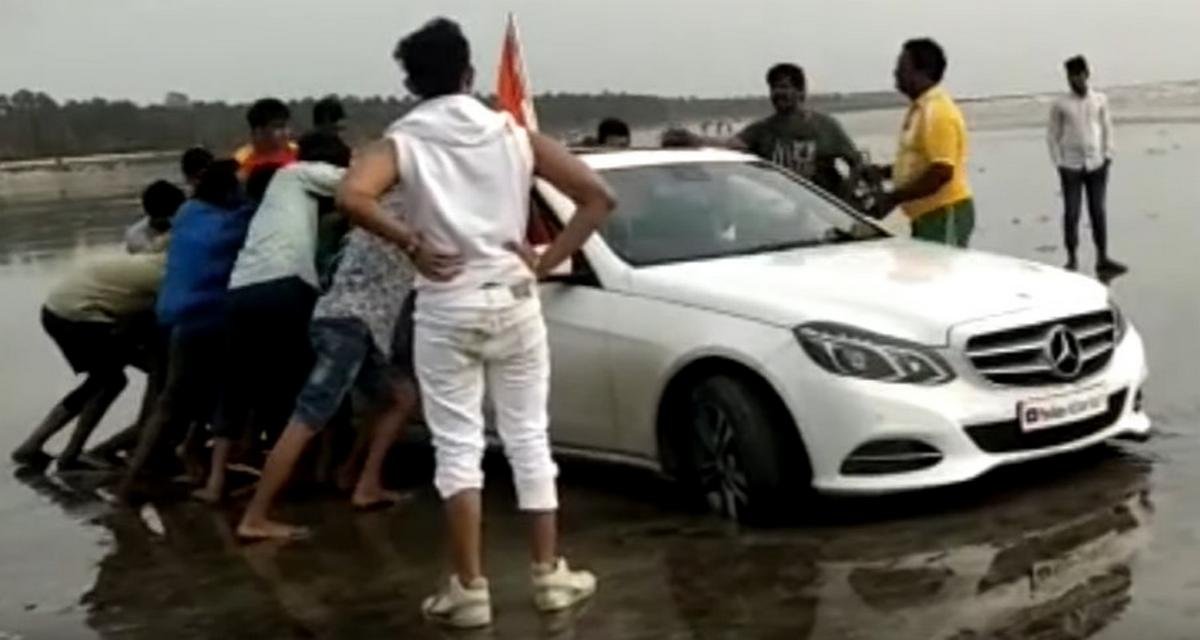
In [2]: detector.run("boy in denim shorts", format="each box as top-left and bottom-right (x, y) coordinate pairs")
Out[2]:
(235, 228), (418, 540)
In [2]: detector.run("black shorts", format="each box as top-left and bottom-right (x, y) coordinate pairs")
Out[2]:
(41, 307), (125, 374)
(212, 277), (317, 440)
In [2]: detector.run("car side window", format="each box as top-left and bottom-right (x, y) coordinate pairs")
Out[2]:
(528, 192), (557, 246)
(530, 184), (598, 284)
(596, 161), (883, 266)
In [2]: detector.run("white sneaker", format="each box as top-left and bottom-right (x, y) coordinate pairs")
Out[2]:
(422, 575), (492, 628)
(531, 558), (597, 612)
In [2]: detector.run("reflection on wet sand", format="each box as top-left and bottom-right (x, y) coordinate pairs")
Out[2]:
(14, 447), (1150, 639)
(643, 450), (1149, 639)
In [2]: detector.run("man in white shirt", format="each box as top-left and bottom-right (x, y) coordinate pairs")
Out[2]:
(1047, 55), (1126, 276)
(338, 18), (615, 628)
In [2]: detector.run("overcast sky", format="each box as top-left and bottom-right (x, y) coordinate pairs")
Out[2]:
(1, 0), (1196, 104)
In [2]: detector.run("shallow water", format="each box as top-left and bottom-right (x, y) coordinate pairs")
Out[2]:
(1, 95), (1199, 638)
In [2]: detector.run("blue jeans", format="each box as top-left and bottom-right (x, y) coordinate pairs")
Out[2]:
(292, 318), (408, 430)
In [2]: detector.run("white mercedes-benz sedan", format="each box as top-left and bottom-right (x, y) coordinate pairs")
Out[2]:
(531, 149), (1150, 521)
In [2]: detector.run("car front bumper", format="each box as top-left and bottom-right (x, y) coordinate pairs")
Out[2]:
(768, 327), (1151, 495)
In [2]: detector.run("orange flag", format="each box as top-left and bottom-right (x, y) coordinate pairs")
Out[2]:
(496, 13), (539, 131)
(497, 13), (552, 244)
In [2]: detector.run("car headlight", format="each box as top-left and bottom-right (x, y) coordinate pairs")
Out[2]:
(795, 322), (955, 385)
(1110, 300), (1128, 344)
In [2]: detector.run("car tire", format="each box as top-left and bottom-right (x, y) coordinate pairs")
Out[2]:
(677, 374), (811, 524)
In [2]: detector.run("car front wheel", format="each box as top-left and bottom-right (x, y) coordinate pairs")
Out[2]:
(680, 374), (811, 523)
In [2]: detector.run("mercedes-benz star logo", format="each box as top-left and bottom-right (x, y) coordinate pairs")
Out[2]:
(1044, 324), (1083, 379)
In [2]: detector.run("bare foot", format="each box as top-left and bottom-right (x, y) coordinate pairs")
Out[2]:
(351, 488), (413, 511)
(56, 455), (111, 473)
(191, 486), (222, 505)
(11, 449), (53, 473)
(236, 518), (311, 542)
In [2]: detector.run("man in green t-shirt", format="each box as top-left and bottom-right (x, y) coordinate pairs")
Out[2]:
(667, 63), (863, 201)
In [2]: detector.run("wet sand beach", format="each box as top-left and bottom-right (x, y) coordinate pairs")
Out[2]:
(1, 91), (1199, 639)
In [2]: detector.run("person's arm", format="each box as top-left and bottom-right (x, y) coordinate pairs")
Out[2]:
(829, 116), (863, 171)
(879, 108), (957, 214)
(883, 164), (953, 211)
(1101, 95), (1116, 163)
(295, 162), (346, 196)
(1047, 101), (1064, 167)
(335, 139), (462, 281)
(526, 132), (617, 278)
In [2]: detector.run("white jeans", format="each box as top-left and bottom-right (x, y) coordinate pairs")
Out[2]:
(414, 286), (558, 511)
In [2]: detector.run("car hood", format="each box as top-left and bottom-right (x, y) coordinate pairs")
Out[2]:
(625, 239), (1109, 345)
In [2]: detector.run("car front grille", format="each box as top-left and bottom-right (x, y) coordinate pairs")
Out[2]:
(964, 389), (1128, 453)
(965, 310), (1116, 386)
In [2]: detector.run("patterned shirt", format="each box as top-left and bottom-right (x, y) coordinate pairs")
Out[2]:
(313, 228), (415, 357)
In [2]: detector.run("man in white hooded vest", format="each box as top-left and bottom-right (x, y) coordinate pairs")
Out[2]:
(337, 18), (617, 629)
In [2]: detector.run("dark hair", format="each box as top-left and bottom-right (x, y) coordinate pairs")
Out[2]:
(246, 98), (291, 129)
(180, 146), (214, 182)
(597, 118), (630, 144)
(312, 95), (346, 127)
(141, 180), (186, 220)
(297, 131), (352, 168)
(1065, 55), (1089, 76)
(766, 63), (806, 91)
(193, 159), (242, 208)
(245, 165), (279, 203)
(903, 38), (947, 83)
(394, 18), (471, 99)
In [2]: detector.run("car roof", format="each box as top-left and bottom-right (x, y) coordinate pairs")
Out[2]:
(573, 148), (756, 171)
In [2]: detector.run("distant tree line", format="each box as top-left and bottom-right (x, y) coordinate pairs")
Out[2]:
(0, 89), (903, 161)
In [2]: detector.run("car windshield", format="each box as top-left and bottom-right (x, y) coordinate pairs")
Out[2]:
(597, 161), (886, 266)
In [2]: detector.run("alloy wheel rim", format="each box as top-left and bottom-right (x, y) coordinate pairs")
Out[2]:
(693, 402), (750, 519)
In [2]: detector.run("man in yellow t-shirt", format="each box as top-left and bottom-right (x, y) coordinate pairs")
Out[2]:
(877, 38), (975, 247)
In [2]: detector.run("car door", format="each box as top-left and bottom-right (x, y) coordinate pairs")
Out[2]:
(529, 182), (620, 451)
(539, 272), (618, 450)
